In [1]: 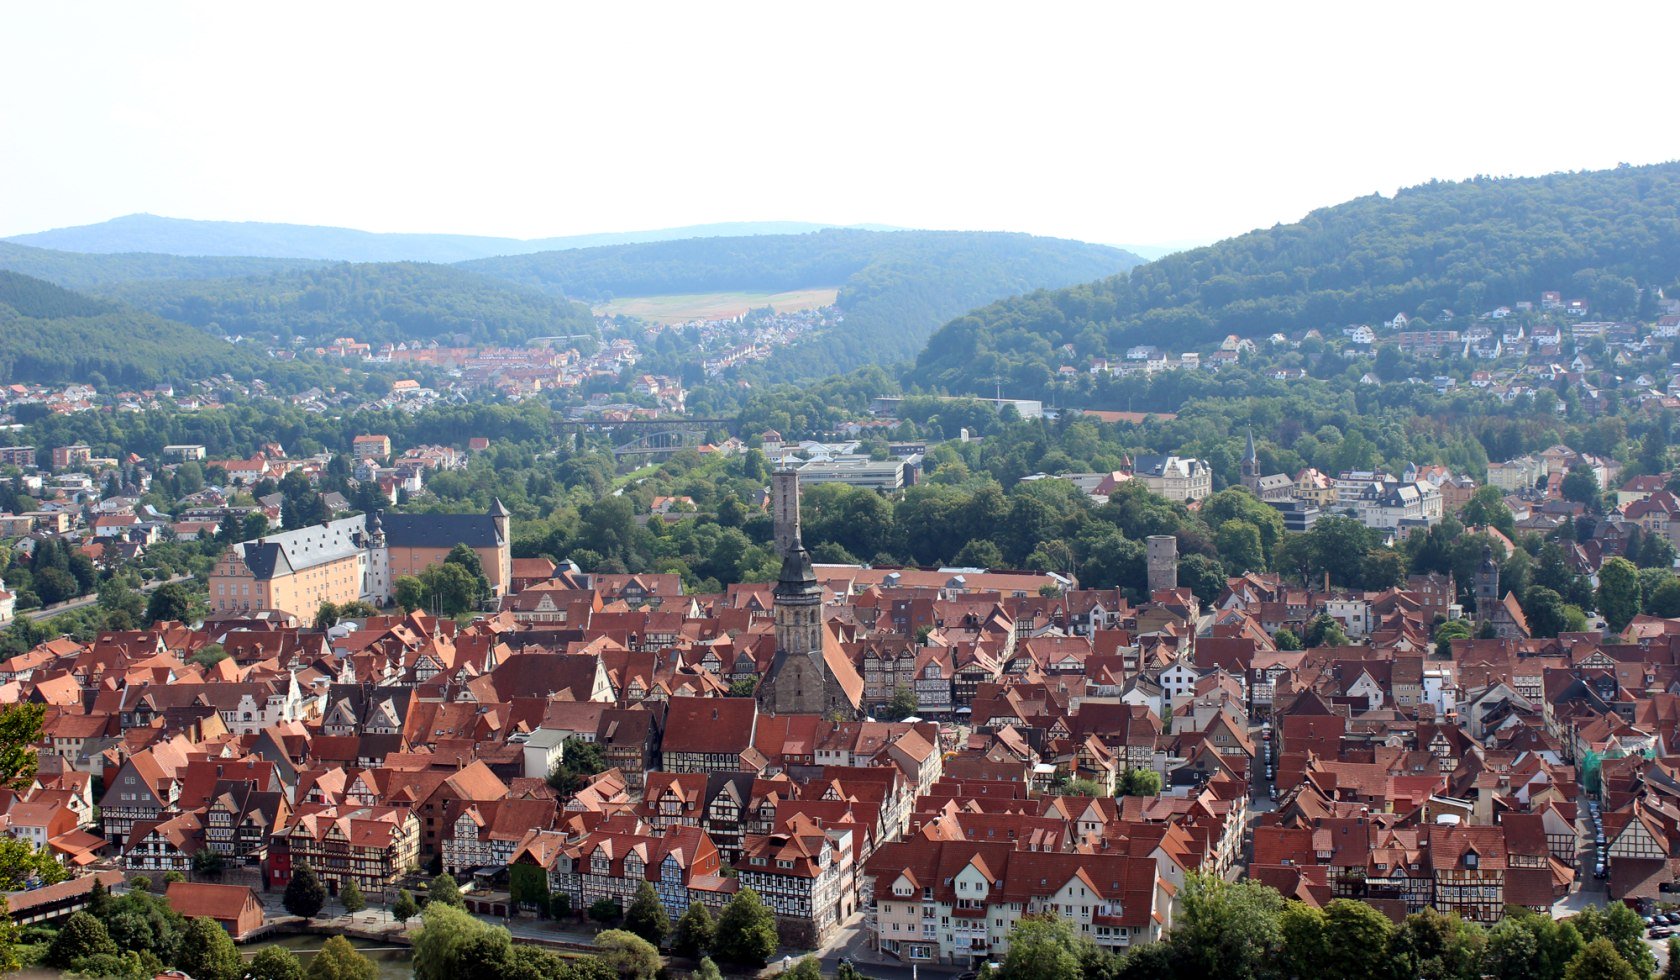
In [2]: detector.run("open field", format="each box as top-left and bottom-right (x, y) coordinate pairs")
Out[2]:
(593, 286), (839, 324)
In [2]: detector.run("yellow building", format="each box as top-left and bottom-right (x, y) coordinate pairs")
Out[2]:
(209, 502), (510, 625)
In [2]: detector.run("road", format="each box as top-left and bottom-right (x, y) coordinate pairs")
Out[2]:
(23, 573), (192, 621)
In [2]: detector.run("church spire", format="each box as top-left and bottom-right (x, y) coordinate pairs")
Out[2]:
(1242, 428), (1260, 491)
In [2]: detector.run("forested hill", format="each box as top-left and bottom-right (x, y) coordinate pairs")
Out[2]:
(0, 241), (325, 291)
(4, 213), (897, 263)
(97, 263), (598, 347)
(464, 229), (1139, 375)
(913, 161), (1680, 395)
(0, 271), (254, 387)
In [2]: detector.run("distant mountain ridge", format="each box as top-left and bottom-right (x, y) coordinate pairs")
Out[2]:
(4, 214), (902, 264)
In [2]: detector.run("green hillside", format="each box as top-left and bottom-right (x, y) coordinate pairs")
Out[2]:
(914, 161), (1680, 395)
(464, 229), (1138, 375)
(0, 241), (324, 291)
(0, 271), (253, 387)
(99, 262), (598, 346)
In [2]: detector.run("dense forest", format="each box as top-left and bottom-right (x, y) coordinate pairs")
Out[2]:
(465, 229), (1138, 376)
(0, 241), (324, 291)
(98, 262), (598, 346)
(0, 271), (261, 388)
(914, 162), (1680, 395)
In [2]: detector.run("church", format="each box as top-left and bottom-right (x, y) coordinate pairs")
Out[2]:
(757, 471), (864, 719)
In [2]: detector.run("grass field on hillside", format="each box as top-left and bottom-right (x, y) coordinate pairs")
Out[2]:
(594, 287), (839, 324)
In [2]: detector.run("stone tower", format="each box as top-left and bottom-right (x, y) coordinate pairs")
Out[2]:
(1146, 535), (1179, 594)
(1475, 543), (1500, 613)
(364, 510), (389, 603)
(1241, 428), (1261, 493)
(772, 537), (824, 666)
(757, 530), (858, 718)
(772, 468), (802, 558)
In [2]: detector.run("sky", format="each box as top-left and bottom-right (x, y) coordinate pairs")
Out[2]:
(3, 2), (1677, 250)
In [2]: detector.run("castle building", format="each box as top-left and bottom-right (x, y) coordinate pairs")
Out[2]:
(208, 501), (512, 626)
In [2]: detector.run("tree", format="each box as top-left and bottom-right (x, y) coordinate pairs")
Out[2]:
(997, 915), (1086, 980)
(1650, 577), (1680, 618)
(623, 881), (669, 947)
(188, 643), (228, 668)
(0, 703), (45, 790)
(340, 878), (366, 916)
(548, 737), (609, 795)
(306, 936), (377, 980)
(176, 916), (242, 980)
(1562, 468), (1603, 509)
(595, 929), (660, 980)
(692, 956), (724, 980)
(1303, 613), (1349, 648)
(421, 561), (480, 616)
(246, 945), (305, 980)
(1598, 557), (1641, 633)
(412, 903), (500, 980)
(1665, 937), (1680, 980)
(428, 873), (464, 908)
(784, 957), (824, 980)
(1386, 907), (1486, 980)
(1277, 902), (1327, 980)
(1118, 768), (1162, 797)
(144, 582), (193, 625)
(1522, 586), (1570, 638)
(672, 897), (716, 959)
(1321, 898), (1392, 978)
(0, 837), (63, 897)
(589, 898), (622, 927)
(1572, 903), (1654, 978)
(457, 930), (514, 976)
(394, 576), (426, 613)
(879, 685), (919, 722)
(713, 887), (777, 966)
(47, 910), (118, 968)
(392, 889), (420, 925)
(1563, 937), (1639, 980)
(835, 961), (865, 980)
(284, 862), (327, 919)
(316, 601), (341, 628)
(1168, 874), (1283, 980)
(1273, 627), (1302, 651)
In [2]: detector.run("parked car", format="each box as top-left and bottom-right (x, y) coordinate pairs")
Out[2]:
(1596, 863), (1607, 878)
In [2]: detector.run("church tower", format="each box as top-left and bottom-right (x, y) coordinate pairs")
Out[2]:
(758, 530), (858, 717)
(772, 535), (824, 663)
(1475, 544), (1500, 613)
(771, 468), (802, 558)
(1241, 428), (1261, 493)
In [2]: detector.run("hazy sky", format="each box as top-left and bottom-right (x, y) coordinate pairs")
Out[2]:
(3, 2), (1676, 249)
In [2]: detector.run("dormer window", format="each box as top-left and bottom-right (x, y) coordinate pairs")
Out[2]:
(1464, 852), (1478, 869)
